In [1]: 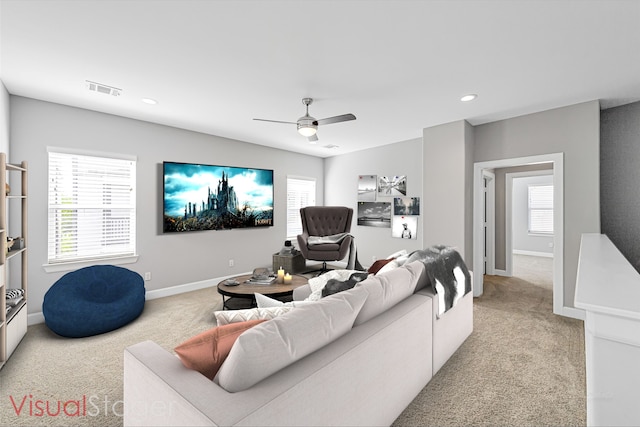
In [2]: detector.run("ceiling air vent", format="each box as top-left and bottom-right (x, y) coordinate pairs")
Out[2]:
(86, 80), (122, 97)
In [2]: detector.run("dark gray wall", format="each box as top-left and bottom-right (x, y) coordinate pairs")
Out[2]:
(601, 101), (640, 271)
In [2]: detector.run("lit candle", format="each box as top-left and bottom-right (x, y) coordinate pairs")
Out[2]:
(277, 267), (285, 284)
(284, 273), (292, 285)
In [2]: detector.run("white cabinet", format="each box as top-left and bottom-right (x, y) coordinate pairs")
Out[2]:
(0, 153), (28, 369)
(575, 234), (640, 426)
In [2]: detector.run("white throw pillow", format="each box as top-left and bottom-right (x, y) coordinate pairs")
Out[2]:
(353, 261), (424, 326)
(305, 269), (360, 301)
(214, 306), (294, 326)
(254, 293), (315, 308)
(375, 259), (399, 275)
(385, 249), (408, 259)
(215, 286), (369, 392)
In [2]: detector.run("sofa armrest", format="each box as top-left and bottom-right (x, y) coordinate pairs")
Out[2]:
(125, 341), (286, 427)
(417, 270), (474, 374)
(125, 341), (230, 426)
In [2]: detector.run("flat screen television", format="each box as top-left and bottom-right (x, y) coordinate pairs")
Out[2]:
(163, 161), (274, 232)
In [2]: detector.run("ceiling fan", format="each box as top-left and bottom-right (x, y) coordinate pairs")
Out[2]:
(253, 98), (356, 143)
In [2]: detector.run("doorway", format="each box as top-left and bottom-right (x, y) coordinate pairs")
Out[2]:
(473, 153), (565, 316)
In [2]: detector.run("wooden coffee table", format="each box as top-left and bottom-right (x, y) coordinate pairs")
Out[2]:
(217, 274), (308, 310)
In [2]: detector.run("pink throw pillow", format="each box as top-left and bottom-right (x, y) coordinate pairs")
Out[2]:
(174, 319), (266, 380)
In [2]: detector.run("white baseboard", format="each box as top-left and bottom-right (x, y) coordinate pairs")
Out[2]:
(559, 305), (585, 320)
(28, 312), (45, 326)
(494, 269), (510, 277)
(27, 272), (251, 326)
(513, 249), (554, 258)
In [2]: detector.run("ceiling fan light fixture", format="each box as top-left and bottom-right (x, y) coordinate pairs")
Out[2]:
(297, 124), (317, 137)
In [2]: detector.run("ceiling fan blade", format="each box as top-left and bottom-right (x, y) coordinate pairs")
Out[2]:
(315, 114), (356, 126)
(253, 118), (297, 125)
(307, 134), (318, 143)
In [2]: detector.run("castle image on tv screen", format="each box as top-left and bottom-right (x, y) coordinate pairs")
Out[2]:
(163, 162), (274, 232)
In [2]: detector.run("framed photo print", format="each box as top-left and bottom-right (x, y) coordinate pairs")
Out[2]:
(378, 175), (407, 197)
(357, 201), (391, 228)
(394, 197), (420, 215)
(357, 175), (377, 202)
(392, 215), (418, 240)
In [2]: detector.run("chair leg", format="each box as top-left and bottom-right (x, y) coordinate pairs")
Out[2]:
(304, 261), (332, 276)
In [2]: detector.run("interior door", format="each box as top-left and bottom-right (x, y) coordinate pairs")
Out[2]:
(482, 170), (495, 275)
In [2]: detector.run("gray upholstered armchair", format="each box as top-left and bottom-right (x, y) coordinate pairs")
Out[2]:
(297, 206), (354, 274)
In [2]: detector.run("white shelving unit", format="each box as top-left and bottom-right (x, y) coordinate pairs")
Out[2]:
(0, 153), (28, 369)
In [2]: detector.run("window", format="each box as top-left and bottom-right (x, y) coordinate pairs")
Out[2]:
(528, 184), (553, 235)
(286, 176), (316, 239)
(47, 148), (137, 266)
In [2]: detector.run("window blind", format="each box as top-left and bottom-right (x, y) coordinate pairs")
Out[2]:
(286, 177), (316, 239)
(528, 184), (553, 235)
(47, 150), (137, 264)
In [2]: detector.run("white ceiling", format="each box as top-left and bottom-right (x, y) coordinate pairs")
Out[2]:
(1, 0), (639, 158)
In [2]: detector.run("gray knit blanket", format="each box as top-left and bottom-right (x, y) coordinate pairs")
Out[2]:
(307, 233), (363, 270)
(406, 245), (471, 316)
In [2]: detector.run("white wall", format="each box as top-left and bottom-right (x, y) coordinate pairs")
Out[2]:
(10, 96), (325, 317)
(474, 100), (600, 309)
(324, 138), (424, 265)
(512, 174), (554, 256)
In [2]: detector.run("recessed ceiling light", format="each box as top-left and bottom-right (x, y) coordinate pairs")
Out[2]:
(142, 98), (158, 105)
(460, 94), (477, 102)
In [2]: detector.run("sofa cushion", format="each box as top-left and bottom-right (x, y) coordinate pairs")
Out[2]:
(174, 319), (266, 380)
(214, 285), (369, 392)
(353, 261), (425, 326)
(214, 306), (294, 325)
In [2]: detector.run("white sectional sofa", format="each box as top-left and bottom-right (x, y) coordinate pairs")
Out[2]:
(124, 260), (473, 426)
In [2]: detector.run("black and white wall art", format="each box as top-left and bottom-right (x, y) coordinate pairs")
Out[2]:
(377, 175), (407, 196)
(392, 215), (418, 239)
(357, 201), (391, 228)
(357, 174), (377, 202)
(393, 197), (420, 215)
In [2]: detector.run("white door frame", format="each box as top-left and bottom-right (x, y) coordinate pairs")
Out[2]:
(473, 153), (566, 317)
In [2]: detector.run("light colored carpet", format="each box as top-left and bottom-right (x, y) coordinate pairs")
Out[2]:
(0, 287), (223, 426)
(0, 255), (585, 426)
(393, 255), (585, 426)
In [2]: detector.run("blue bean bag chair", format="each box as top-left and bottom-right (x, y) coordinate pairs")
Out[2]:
(43, 265), (145, 338)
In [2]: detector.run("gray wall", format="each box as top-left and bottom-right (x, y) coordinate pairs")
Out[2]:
(474, 100), (600, 308)
(423, 120), (474, 263)
(324, 138), (424, 265)
(10, 97), (325, 316)
(601, 101), (640, 271)
(7, 94), (605, 317)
